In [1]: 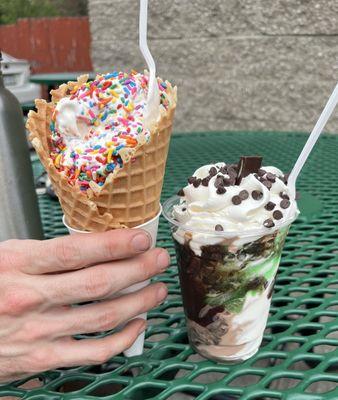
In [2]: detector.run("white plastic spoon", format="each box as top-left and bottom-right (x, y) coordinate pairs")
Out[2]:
(139, 0), (160, 130)
(120, 0), (161, 359)
(288, 83), (338, 199)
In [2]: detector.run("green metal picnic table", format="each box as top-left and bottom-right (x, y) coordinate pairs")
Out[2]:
(28, 72), (96, 108)
(1, 131), (338, 399)
(30, 72), (96, 87)
(23, 73), (97, 113)
(20, 73), (96, 115)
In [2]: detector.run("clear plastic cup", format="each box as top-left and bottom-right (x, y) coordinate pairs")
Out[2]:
(62, 205), (162, 357)
(163, 196), (296, 363)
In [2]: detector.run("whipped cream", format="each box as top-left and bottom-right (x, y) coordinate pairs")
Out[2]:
(172, 162), (299, 253)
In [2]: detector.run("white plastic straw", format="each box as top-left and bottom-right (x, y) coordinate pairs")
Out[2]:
(139, 0), (160, 130)
(288, 83), (338, 199)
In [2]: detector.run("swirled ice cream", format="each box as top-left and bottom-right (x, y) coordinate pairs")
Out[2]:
(50, 71), (173, 191)
(173, 161), (298, 254)
(165, 157), (299, 362)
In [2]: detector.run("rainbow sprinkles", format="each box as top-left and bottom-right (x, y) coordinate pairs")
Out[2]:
(50, 71), (171, 191)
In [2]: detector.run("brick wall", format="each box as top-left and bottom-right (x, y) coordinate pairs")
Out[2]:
(88, 0), (338, 133)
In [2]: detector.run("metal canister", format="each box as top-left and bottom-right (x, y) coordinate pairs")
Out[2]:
(0, 51), (43, 240)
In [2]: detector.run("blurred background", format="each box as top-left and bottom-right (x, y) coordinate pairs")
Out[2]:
(1, 0), (338, 133)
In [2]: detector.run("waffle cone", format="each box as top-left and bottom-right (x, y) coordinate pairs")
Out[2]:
(27, 75), (177, 231)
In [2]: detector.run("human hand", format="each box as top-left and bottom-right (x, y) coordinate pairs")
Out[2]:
(0, 229), (169, 382)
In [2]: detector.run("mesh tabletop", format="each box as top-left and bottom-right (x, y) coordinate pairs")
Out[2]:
(30, 73), (96, 86)
(1, 131), (338, 399)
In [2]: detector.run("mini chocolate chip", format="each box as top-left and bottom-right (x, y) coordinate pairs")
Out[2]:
(232, 195), (242, 205)
(264, 201), (276, 211)
(239, 190), (249, 200)
(177, 188), (185, 196)
(279, 191), (290, 200)
(262, 180), (272, 189)
(263, 218), (275, 228)
(252, 190), (263, 200)
(258, 169), (266, 177)
(193, 178), (202, 188)
(219, 166), (227, 174)
(182, 207), (186, 211)
(188, 176), (196, 184)
(209, 167), (217, 176)
(216, 186), (226, 195)
(280, 199), (290, 209)
(223, 178), (232, 187)
(227, 167), (237, 178)
(266, 172), (276, 182)
(273, 210), (283, 220)
(214, 176), (224, 188)
(215, 224), (224, 231)
(202, 177), (210, 186)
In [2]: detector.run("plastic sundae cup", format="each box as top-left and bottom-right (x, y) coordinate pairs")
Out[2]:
(63, 205), (162, 357)
(163, 196), (295, 363)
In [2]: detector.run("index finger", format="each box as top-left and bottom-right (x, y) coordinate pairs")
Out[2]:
(15, 229), (151, 274)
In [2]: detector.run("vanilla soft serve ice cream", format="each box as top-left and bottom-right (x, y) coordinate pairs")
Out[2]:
(49, 71), (173, 192)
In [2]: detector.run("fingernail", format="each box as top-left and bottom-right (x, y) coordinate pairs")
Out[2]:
(157, 251), (170, 271)
(138, 320), (147, 334)
(157, 284), (168, 303)
(131, 232), (151, 252)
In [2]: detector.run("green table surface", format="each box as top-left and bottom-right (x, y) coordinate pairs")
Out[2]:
(21, 101), (36, 112)
(30, 72), (96, 86)
(1, 131), (338, 400)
